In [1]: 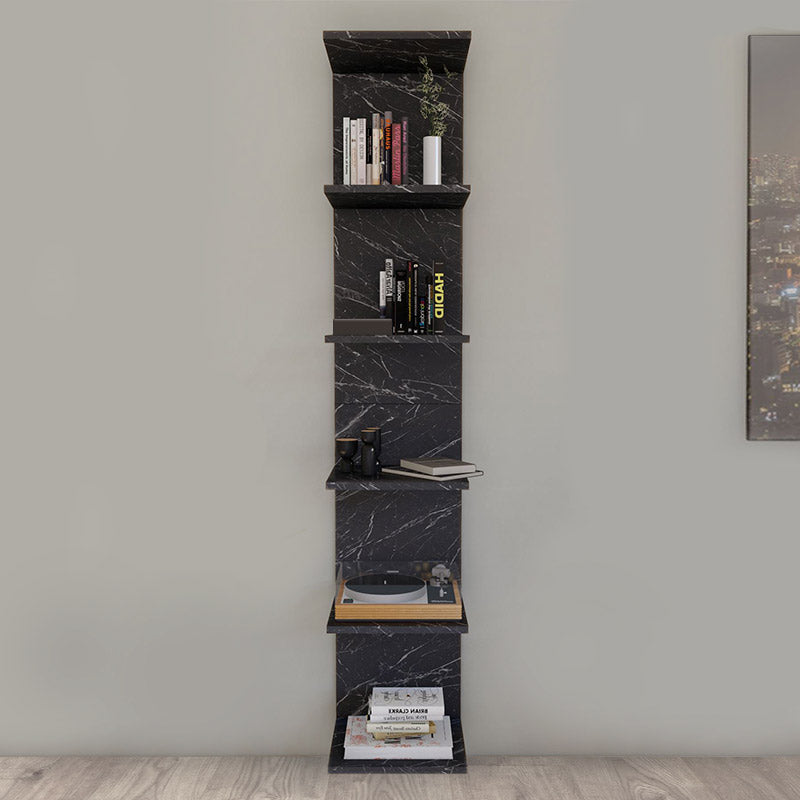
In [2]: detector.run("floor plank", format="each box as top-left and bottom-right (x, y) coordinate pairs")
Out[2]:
(1, 756), (798, 800)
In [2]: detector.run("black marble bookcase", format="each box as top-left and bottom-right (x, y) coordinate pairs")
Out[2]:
(323, 30), (472, 774)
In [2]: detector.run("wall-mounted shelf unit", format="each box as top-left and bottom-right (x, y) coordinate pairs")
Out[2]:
(323, 29), (472, 775)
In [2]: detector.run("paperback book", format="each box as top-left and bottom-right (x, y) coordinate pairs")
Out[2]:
(343, 715), (453, 760)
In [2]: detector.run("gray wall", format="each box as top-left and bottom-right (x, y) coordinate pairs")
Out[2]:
(2, 0), (800, 755)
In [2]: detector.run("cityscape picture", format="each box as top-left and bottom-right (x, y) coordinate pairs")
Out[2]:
(748, 35), (800, 439)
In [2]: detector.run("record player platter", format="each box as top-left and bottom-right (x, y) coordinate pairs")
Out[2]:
(343, 573), (428, 604)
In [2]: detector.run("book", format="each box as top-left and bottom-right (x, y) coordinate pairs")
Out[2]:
(379, 269), (387, 318)
(432, 260), (445, 333)
(401, 116), (409, 183)
(344, 715), (452, 760)
(372, 113), (382, 185)
(366, 122), (372, 184)
(349, 119), (358, 187)
(343, 117), (350, 185)
(367, 711), (432, 723)
(384, 258), (394, 325)
(426, 276), (433, 333)
(391, 122), (402, 184)
(395, 268), (408, 334)
(381, 467), (484, 482)
(366, 721), (435, 735)
(357, 118), (366, 185)
(409, 261), (418, 333)
(383, 112), (392, 184)
(400, 458), (477, 476)
(370, 687), (445, 719)
(418, 296), (427, 334)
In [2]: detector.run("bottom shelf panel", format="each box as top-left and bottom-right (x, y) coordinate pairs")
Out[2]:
(327, 716), (466, 774)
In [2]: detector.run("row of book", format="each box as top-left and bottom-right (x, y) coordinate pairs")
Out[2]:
(380, 258), (445, 334)
(343, 686), (453, 760)
(343, 113), (408, 185)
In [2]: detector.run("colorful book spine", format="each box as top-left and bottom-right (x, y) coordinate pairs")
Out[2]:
(357, 118), (366, 185)
(366, 122), (372, 185)
(383, 112), (392, 184)
(401, 116), (409, 184)
(343, 117), (350, 185)
(372, 113), (381, 185)
(384, 258), (394, 328)
(426, 276), (434, 334)
(395, 269), (408, 334)
(433, 261), (445, 333)
(418, 296), (427, 334)
(410, 261), (419, 333)
(391, 122), (402, 185)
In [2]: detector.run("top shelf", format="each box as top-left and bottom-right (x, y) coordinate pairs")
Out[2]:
(323, 31), (471, 74)
(324, 184), (470, 209)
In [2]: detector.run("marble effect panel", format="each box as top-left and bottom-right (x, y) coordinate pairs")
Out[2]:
(335, 403), (461, 464)
(324, 31), (471, 75)
(333, 208), (462, 334)
(332, 73), (463, 185)
(335, 490), (461, 566)
(335, 343), (461, 405)
(336, 633), (461, 718)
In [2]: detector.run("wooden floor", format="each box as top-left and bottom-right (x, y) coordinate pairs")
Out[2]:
(1, 755), (800, 799)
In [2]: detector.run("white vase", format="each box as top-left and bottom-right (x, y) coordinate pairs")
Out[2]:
(423, 136), (442, 185)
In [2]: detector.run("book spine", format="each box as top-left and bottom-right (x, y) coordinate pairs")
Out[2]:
(433, 261), (445, 333)
(366, 123), (372, 185)
(384, 258), (394, 330)
(366, 721), (432, 734)
(410, 261), (419, 333)
(383, 112), (392, 184)
(357, 118), (366, 185)
(350, 120), (358, 185)
(372, 113), (381, 185)
(343, 117), (350, 185)
(418, 296), (427, 334)
(401, 116), (409, 184)
(395, 269), (408, 334)
(379, 269), (387, 318)
(426, 276), (433, 334)
(391, 123), (402, 185)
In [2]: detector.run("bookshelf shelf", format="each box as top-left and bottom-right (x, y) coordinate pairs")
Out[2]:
(324, 184), (471, 209)
(326, 601), (469, 634)
(326, 467), (470, 491)
(323, 31), (471, 75)
(328, 716), (467, 774)
(325, 333), (470, 344)
(324, 29), (472, 774)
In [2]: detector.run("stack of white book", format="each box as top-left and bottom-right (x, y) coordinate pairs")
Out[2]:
(343, 687), (453, 760)
(382, 458), (484, 482)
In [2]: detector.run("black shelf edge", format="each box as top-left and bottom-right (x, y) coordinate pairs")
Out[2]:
(324, 184), (471, 209)
(323, 31), (471, 74)
(325, 334), (470, 345)
(326, 467), (470, 492)
(328, 715), (467, 773)
(326, 600), (468, 635)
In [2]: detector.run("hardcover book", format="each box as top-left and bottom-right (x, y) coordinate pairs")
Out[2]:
(383, 112), (392, 184)
(343, 116), (350, 185)
(432, 260), (445, 333)
(343, 715), (453, 760)
(391, 122), (402, 184)
(381, 467), (483, 482)
(357, 118), (366, 185)
(370, 687), (445, 719)
(399, 458), (477, 476)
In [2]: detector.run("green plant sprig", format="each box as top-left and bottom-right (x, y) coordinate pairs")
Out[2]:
(418, 55), (453, 138)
